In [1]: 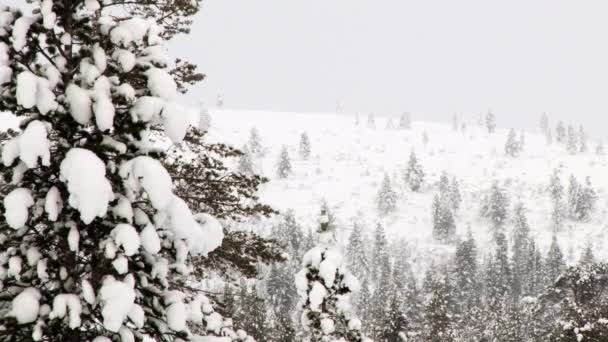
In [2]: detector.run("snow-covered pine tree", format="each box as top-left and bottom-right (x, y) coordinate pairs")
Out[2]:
(248, 127), (263, 156)
(452, 113), (459, 132)
(237, 145), (255, 174)
(431, 194), (456, 243)
(519, 130), (525, 153)
(266, 263), (298, 342)
(596, 141), (605, 155)
(355, 113), (361, 126)
(216, 94), (224, 108)
(452, 228), (482, 340)
(579, 242), (595, 266)
(368, 267), (392, 339)
(295, 207), (372, 342)
(540, 112), (549, 133)
(299, 132), (312, 160)
(480, 181), (509, 231)
(276, 145), (292, 179)
(566, 125), (578, 154)
(422, 131), (429, 147)
(376, 173), (397, 216)
(0, 0), (259, 340)
(399, 112), (411, 130)
(423, 266), (455, 342)
(505, 128), (519, 157)
(236, 284), (270, 341)
(485, 111), (496, 134)
(556, 121), (566, 143)
(573, 176), (598, 222)
(545, 234), (566, 286)
(367, 113), (376, 129)
(449, 176), (462, 211)
(370, 223), (391, 284)
(511, 202), (532, 301)
(567, 174), (579, 218)
(546, 128), (553, 145)
(198, 101), (212, 132)
(346, 222), (369, 281)
(579, 125), (588, 153)
(404, 150), (424, 192)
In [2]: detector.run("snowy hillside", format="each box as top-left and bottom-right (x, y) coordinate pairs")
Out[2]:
(207, 109), (608, 271)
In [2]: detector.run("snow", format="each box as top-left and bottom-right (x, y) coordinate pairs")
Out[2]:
(85, 0), (100, 11)
(12, 15), (37, 51)
(92, 44), (107, 72)
(99, 276), (136, 332)
(127, 304), (145, 328)
(8, 256), (22, 279)
(144, 68), (177, 100)
(193, 213), (225, 256)
(112, 195), (133, 222)
(92, 92), (115, 130)
(130, 96), (165, 122)
(165, 291), (187, 331)
(9, 288), (41, 324)
(161, 102), (197, 143)
(111, 224), (141, 256)
(112, 255), (128, 274)
(115, 83), (136, 101)
(318, 249), (342, 287)
(68, 225), (79, 251)
(49, 294), (82, 328)
(3, 120), (51, 168)
(65, 83), (92, 125)
(40, 0), (55, 29)
(309, 281), (327, 312)
(112, 49), (136, 72)
(140, 224), (161, 254)
(4, 187), (34, 229)
(16, 71), (38, 109)
(60, 148), (113, 224)
(26, 247), (41, 266)
(44, 186), (62, 221)
(119, 156), (173, 210)
(82, 279), (96, 305)
(321, 317), (335, 334)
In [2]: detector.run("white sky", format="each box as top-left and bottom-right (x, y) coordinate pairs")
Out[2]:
(171, 0), (608, 135)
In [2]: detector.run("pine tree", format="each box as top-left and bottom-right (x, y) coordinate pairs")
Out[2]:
(540, 112), (549, 133)
(579, 242), (595, 266)
(0, 0), (258, 339)
(399, 112), (411, 129)
(485, 111), (497, 133)
(556, 121), (566, 143)
(267, 264), (298, 342)
(199, 102), (212, 132)
(377, 294), (409, 342)
(548, 170), (566, 231)
(545, 234), (566, 286)
(404, 150), (425, 192)
(238, 285), (270, 341)
(453, 228), (480, 316)
(432, 194), (456, 243)
(511, 202), (532, 300)
(480, 182), (509, 230)
(367, 113), (376, 129)
(422, 131), (430, 147)
(438, 171), (451, 196)
(371, 223), (391, 283)
(579, 125), (588, 153)
(567, 125), (578, 154)
(347, 222), (369, 281)
(237, 145), (255, 174)
(295, 207), (372, 342)
(546, 128), (553, 145)
(248, 127), (263, 156)
(385, 118), (395, 130)
(216, 94), (225, 108)
(369, 268), (393, 339)
(572, 176), (598, 222)
(424, 270), (454, 342)
(449, 177), (462, 211)
(276, 145), (293, 178)
(355, 113), (361, 126)
(376, 173), (398, 215)
(452, 113), (459, 132)
(596, 141), (605, 155)
(505, 128), (519, 157)
(519, 130), (525, 153)
(300, 132), (312, 160)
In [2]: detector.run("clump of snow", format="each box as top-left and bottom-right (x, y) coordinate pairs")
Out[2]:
(119, 156), (173, 210)
(3, 120), (51, 169)
(65, 83), (92, 125)
(16, 71), (38, 109)
(140, 224), (161, 254)
(165, 291), (187, 331)
(112, 49), (136, 72)
(40, 0), (56, 29)
(111, 224), (140, 256)
(49, 294), (82, 328)
(99, 276), (136, 332)
(82, 279), (96, 305)
(92, 91), (115, 131)
(12, 16), (37, 51)
(59, 148), (113, 224)
(193, 213), (224, 256)
(9, 288), (41, 324)
(68, 225), (79, 251)
(318, 249), (342, 287)
(309, 281), (327, 312)
(4, 187), (34, 229)
(144, 68), (177, 100)
(44, 186), (63, 221)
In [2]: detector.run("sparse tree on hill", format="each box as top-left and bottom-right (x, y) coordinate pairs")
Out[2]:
(449, 177), (462, 212)
(546, 128), (554, 145)
(277, 145), (293, 178)
(452, 113), (459, 132)
(505, 128), (520, 157)
(432, 194), (456, 243)
(486, 111), (497, 133)
(423, 131), (430, 147)
(567, 125), (578, 154)
(556, 121), (566, 143)
(400, 112), (412, 129)
(238, 145), (255, 174)
(199, 102), (212, 132)
(249, 127), (264, 156)
(377, 173), (398, 216)
(300, 132), (312, 160)
(405, 150), (425, 192)
(480, 182), (510, 230)
(596, 141), (605, 155)
(579, 125), (588, 153)
(368, 113), (377, 129)
(540, 113), (549, 133)
(385, 118), (395, 130)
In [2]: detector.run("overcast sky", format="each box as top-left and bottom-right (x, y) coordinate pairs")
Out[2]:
(169, 0), (608, 135)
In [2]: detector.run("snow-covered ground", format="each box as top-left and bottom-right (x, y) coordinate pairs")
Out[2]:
(207, 109), (608, 272)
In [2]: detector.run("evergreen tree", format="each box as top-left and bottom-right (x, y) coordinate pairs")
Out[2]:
(385, 118), (395, 130)
(485, 111), (497, 133)
(238, 285), (270, 341)
(546, 128), (553, 145)
(0, 0), (262, 339)
(438, 171), (451, 196)
(276, 145), (293, 178)
(295, 207), (371, 342)
(519, 130), (525, 153)
(367, 113), (376, 129)
(452, 113), (459, 132)
(377, 294), (409, 342)
(549, 170), (566, 231)
(347, 222), (369, 281)
(567, 174), (580, 218)
(480, 182), (510, 230)
(453, 228), (480, 315)
(579, 242), (595, 266)
(217, 94), (225, 108)
(511, 202), (532, 300)
(596, 141), (605, 155)
(369, 268), (393, 339)
(579, 125), (588, 153)
(267, 264), (298, 342)
(545, 234), (566, 286)
(299, 132), (312, 160)
(556, 121), (566, 143)
(237, 145), (255, 174)
(432, 194), (456, 243)
(449, 177), (462, 211)
(505, 128), (520, 157)
(424, 269), (454, 342)
(199, 102), (212, 132)
(566, 124), (578, 154)
(371, 223), (391, 284)
(399, 112), (411, 129)
(376, 173), (398, 215)
(573, 176), (598, 222)
(248, 127), (263, 156)
(540, 112), (549, 133)
(355, 113), (361, 126)
(404, 150), (425, 192)
(422, 131), (429, 147)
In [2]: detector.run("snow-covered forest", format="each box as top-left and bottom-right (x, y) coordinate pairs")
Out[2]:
(0, 0), (607, 342)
